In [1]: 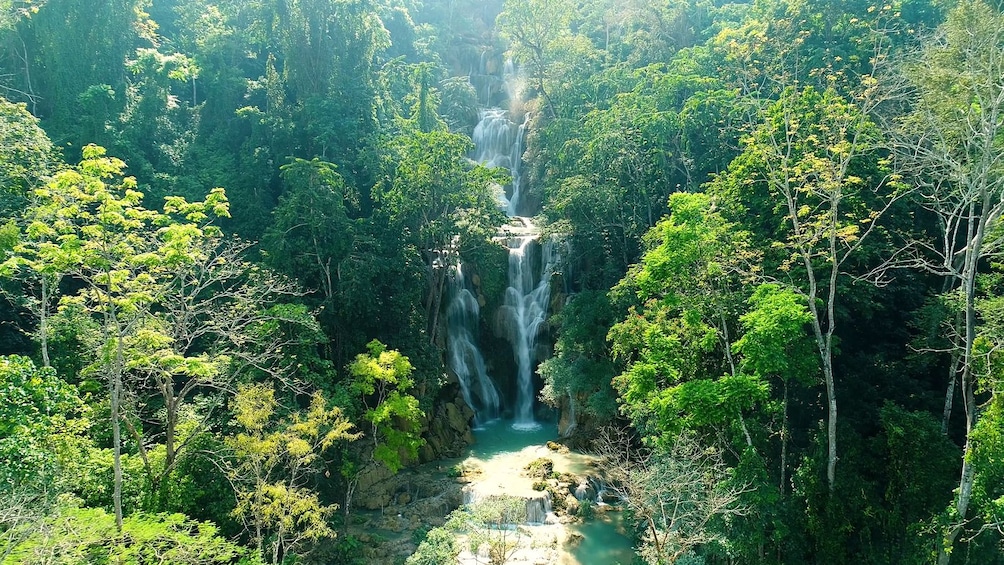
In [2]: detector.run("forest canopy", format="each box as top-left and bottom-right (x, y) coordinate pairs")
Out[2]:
(0, 0), (1003, 564)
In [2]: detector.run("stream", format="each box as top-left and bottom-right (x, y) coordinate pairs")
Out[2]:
(460, 420), (636, 565)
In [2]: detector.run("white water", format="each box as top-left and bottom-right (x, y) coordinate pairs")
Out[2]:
(499, 227), (558, 429)
(446, 258), (501, 425)
(472, 108), (529, 216)
(468, 56), (557, 430)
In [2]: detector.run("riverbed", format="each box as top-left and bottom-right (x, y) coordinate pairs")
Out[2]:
(459, 420), (637, 564)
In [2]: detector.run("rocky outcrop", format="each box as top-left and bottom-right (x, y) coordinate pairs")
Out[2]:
(419, 387), (476, 462)
(352, 385), (475, 510)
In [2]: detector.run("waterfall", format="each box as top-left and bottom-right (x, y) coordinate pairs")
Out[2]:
(525, 490), (553, 525)
(446, 259), (500, 425)
(462, 486), (554, 526)
(472, 108), (529, 215)
(500, 228), (557, 429)
(466, 56), (556, 430)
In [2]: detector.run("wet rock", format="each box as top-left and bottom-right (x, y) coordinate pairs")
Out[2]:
(524, 457), (554, 479)
(564, 494), (580, 516)
(546, 440), (569, 453)
(445, 402), (467, 433)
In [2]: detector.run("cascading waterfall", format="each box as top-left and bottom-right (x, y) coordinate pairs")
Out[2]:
(446, 259), (501, 425)
(462, 486), (555, 526)
(472, 109), (529, 216)
(500, 229), (557, 429)
(468, 56), (556, 430)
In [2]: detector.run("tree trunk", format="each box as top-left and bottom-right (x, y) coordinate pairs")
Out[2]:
(941, 351), (959, 434)
(343, 477), (358, 538)
(39, 277), (50, 368)
(823, 358), (838, 491)
(428, 265), (447, 346)
(780, 378), (789, 497)
(112, 333), (125, 531)
(937, 206), (986, 564)
(823, 199), (841, 491)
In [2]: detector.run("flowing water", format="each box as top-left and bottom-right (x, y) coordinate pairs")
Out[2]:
(424, 50), (628, 565)
(446, 258), (500, 425)
(499, 228), (557, 429)
(568, 511), (637, 565)
(460, 420), (636, 564)
(468, 57), (556, 430)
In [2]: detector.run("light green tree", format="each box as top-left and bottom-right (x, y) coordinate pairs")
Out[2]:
(609, 192), (764, 446)
(4, 144), (229, 530)
(2, 505), (255, 565)
(349, 339), (425, 473)
(0, 354), (87, 557)
(733, 284), (817, 496)
(226, 383), (358, 564)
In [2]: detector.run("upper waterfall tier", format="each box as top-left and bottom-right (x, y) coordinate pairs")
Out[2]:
(472, 108), (529, 216)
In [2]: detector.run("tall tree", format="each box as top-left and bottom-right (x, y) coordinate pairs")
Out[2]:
(884, 1), (1004, 559)
(0, 96), (57, 361)
(9, 144), (229, 530)
(711, 86), (903, 490)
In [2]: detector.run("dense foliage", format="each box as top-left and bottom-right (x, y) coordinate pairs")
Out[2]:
(0, 0), (1002, 563)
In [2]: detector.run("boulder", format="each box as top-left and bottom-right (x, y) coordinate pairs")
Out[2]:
(564, 494), (580, 516)
(445, 402), (467, 433)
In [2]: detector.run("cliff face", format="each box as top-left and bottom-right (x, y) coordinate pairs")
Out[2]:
(419, 387), (477, 462)
(352, 383), (475, 511)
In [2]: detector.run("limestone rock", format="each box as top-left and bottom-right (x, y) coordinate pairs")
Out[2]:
(445, 402), (467, 433)
(564, 494), (580, 516)
(355, 463), (395, 510)
(418, 388), (476, 462)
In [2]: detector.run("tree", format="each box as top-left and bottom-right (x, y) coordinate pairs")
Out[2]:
(375, 130), (505, 343)
(596, 427), (749, 564)
(0, 355), (87, 557)
(341, 340), (424, 537)
(609, 192), (765, 446)
(122, 236), (307, 508)
(711, 85), (903, 490)
(538, 290), (620, 435)
(226, 383), (358, 564)
(0, 96), (57, 362)
(264, 157), (356, 361)
(406, 526), (458, 565)
(419, 496), (528, 565)
(0, 96), (54, 218)
(733, 284), (817, 496)
(883, 2), (1004, 559)
(497, 0), (578, 115)
(2, 504), (256, 564)
(459, 496), (528, 564)
(7, 144), (229, 530)
(348, 339), (425, 473)
(17, 0), (155, 129)
(0, 1), (43, 30)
